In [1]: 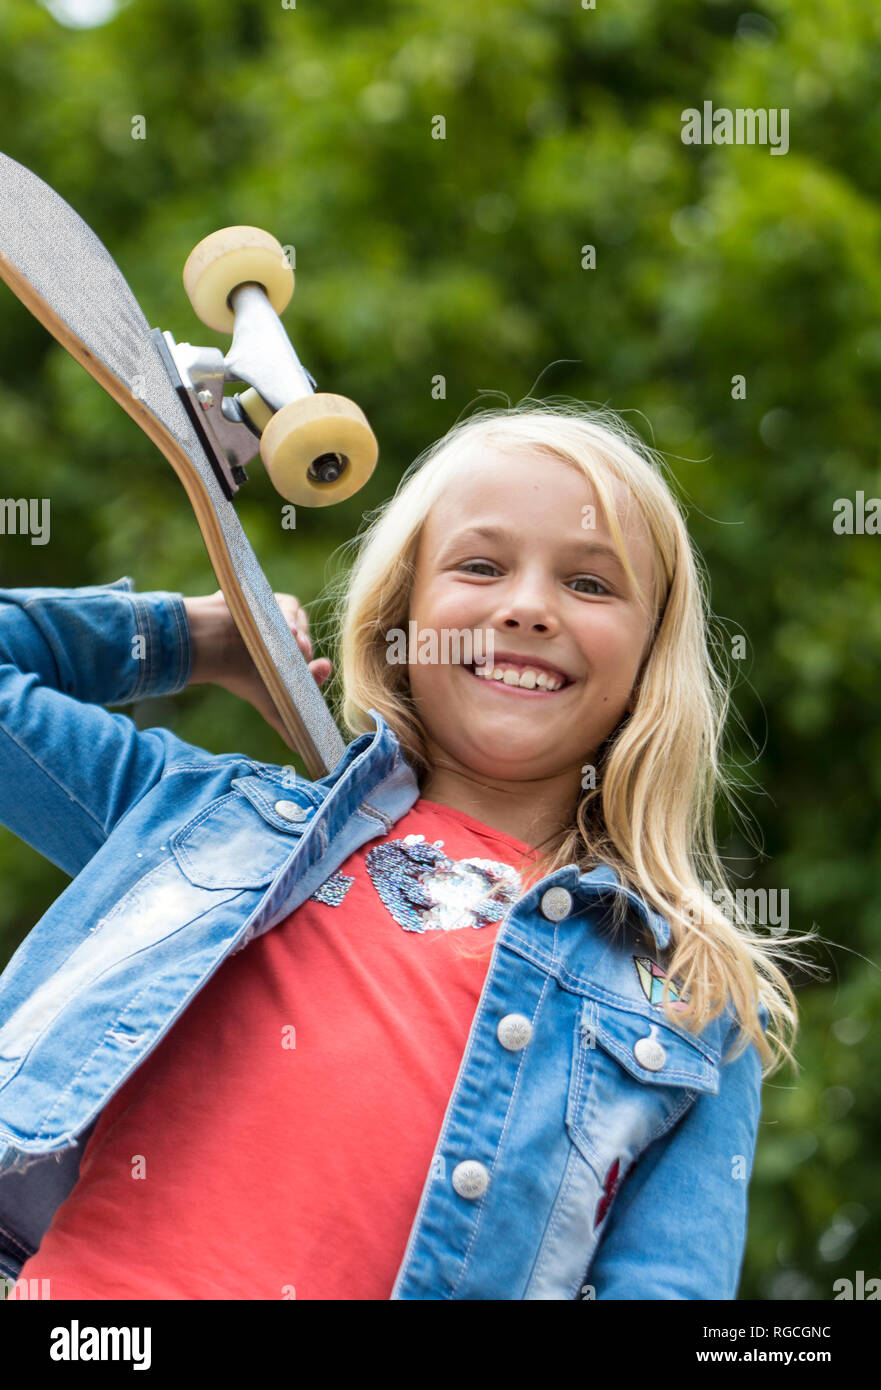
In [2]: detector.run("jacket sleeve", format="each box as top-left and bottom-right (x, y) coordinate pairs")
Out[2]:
(0, 576), (207, 877)
(586, 1018), (764, 1300)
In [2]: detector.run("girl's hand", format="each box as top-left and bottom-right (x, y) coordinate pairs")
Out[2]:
(184, 589), (332, 742)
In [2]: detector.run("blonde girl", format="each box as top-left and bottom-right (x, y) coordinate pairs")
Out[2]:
(1, 400), (809, 1299)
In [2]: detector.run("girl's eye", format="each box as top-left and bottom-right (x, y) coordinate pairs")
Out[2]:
(569, 576), (610, 596)
(458, 563), (611, 595)
(458, 561), (498, 576)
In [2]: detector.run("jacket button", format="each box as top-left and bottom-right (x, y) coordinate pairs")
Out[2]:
(274, 800), (308, 822)
(633, 1025), (667, 1072)
(451, 1160), (490, 1199)
(497, 1013), (533, 1051)
(540, 886), (572, 921)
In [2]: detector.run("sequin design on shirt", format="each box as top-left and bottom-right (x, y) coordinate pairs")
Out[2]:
(633, 956), (689, 1011)
(309, 872), (355, 908)
(365, 834), (522, 933)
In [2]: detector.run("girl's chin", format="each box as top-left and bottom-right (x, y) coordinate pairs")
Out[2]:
(420, 705), (581, 777)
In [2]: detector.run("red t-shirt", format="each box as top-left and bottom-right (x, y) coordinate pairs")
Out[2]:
(19, 799), (536, 1300)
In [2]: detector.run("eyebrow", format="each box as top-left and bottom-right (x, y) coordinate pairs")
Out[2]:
(442, 524), (628, 572)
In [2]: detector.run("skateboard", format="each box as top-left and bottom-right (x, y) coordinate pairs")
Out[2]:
(0, 152), (379, 779)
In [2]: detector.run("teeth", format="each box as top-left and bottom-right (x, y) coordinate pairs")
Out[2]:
(472, 662), (565, 691)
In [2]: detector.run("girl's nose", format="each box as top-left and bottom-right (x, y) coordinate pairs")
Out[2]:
(499, 593), (559, 632)
(492, 569), (561, 633)
(503, 615), (552, 632)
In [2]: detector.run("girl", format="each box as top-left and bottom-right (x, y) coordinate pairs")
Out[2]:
(0, 401), (804, 1300)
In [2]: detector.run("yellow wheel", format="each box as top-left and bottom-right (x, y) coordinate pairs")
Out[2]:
(183, 226), (294, 334)
(259, 395), (378, 506)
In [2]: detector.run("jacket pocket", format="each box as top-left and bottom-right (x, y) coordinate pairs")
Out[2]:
(565, 996), (719, 1190)
(169, 776), (319, 890)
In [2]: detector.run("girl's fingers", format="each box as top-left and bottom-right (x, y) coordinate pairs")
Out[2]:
(293, 625), (314, 660)
(274, 593), (315, 660)
(276, 593), (308, 628)
(309, 657), (332, 685)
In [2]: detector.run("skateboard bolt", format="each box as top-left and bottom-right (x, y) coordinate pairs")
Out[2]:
(308, 452), (347, 484)
(197, 389), (213, 408)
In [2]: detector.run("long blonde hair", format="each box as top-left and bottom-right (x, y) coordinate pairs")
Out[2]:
(319, 399), (816, 1075)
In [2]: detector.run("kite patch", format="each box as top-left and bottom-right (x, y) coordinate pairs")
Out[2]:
(633, 956), (689, 1011)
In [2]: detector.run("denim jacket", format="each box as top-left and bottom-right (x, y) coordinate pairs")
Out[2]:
(0, 578), (766, 1300)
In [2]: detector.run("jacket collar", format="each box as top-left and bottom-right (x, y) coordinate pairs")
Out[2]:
(576, 864), (672, 953)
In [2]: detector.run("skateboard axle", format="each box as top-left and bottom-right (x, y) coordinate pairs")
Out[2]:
(225, 282), (316, 412)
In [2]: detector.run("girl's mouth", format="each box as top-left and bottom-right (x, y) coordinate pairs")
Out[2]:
(462, 661), (575, 696)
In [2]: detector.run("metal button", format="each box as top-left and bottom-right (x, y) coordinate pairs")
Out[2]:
(274, 800), (308, 822)
(633, 1025), (666, 1072)
(451, 1160), (490, 1200)
(540, 886), (572, 921)
(497, 1013), (533, 1051)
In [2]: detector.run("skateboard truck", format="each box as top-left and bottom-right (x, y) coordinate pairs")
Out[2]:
(169, 225), (379, 509)
(162, 284), (324, 498)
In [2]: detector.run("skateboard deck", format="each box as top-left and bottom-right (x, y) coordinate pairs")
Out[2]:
(0, 152), (348, 780)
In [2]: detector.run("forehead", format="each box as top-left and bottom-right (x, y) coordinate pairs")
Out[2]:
(422, 442), (651, 557)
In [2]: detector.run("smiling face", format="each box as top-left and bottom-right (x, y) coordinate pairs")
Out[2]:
(406, 443), (658, 792)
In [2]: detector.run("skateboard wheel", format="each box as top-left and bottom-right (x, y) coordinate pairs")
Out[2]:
(259, 394), (378, 506)
(183, 226), (294, 333)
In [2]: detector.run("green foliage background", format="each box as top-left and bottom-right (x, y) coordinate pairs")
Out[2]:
(0, 0), (878, 1299)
